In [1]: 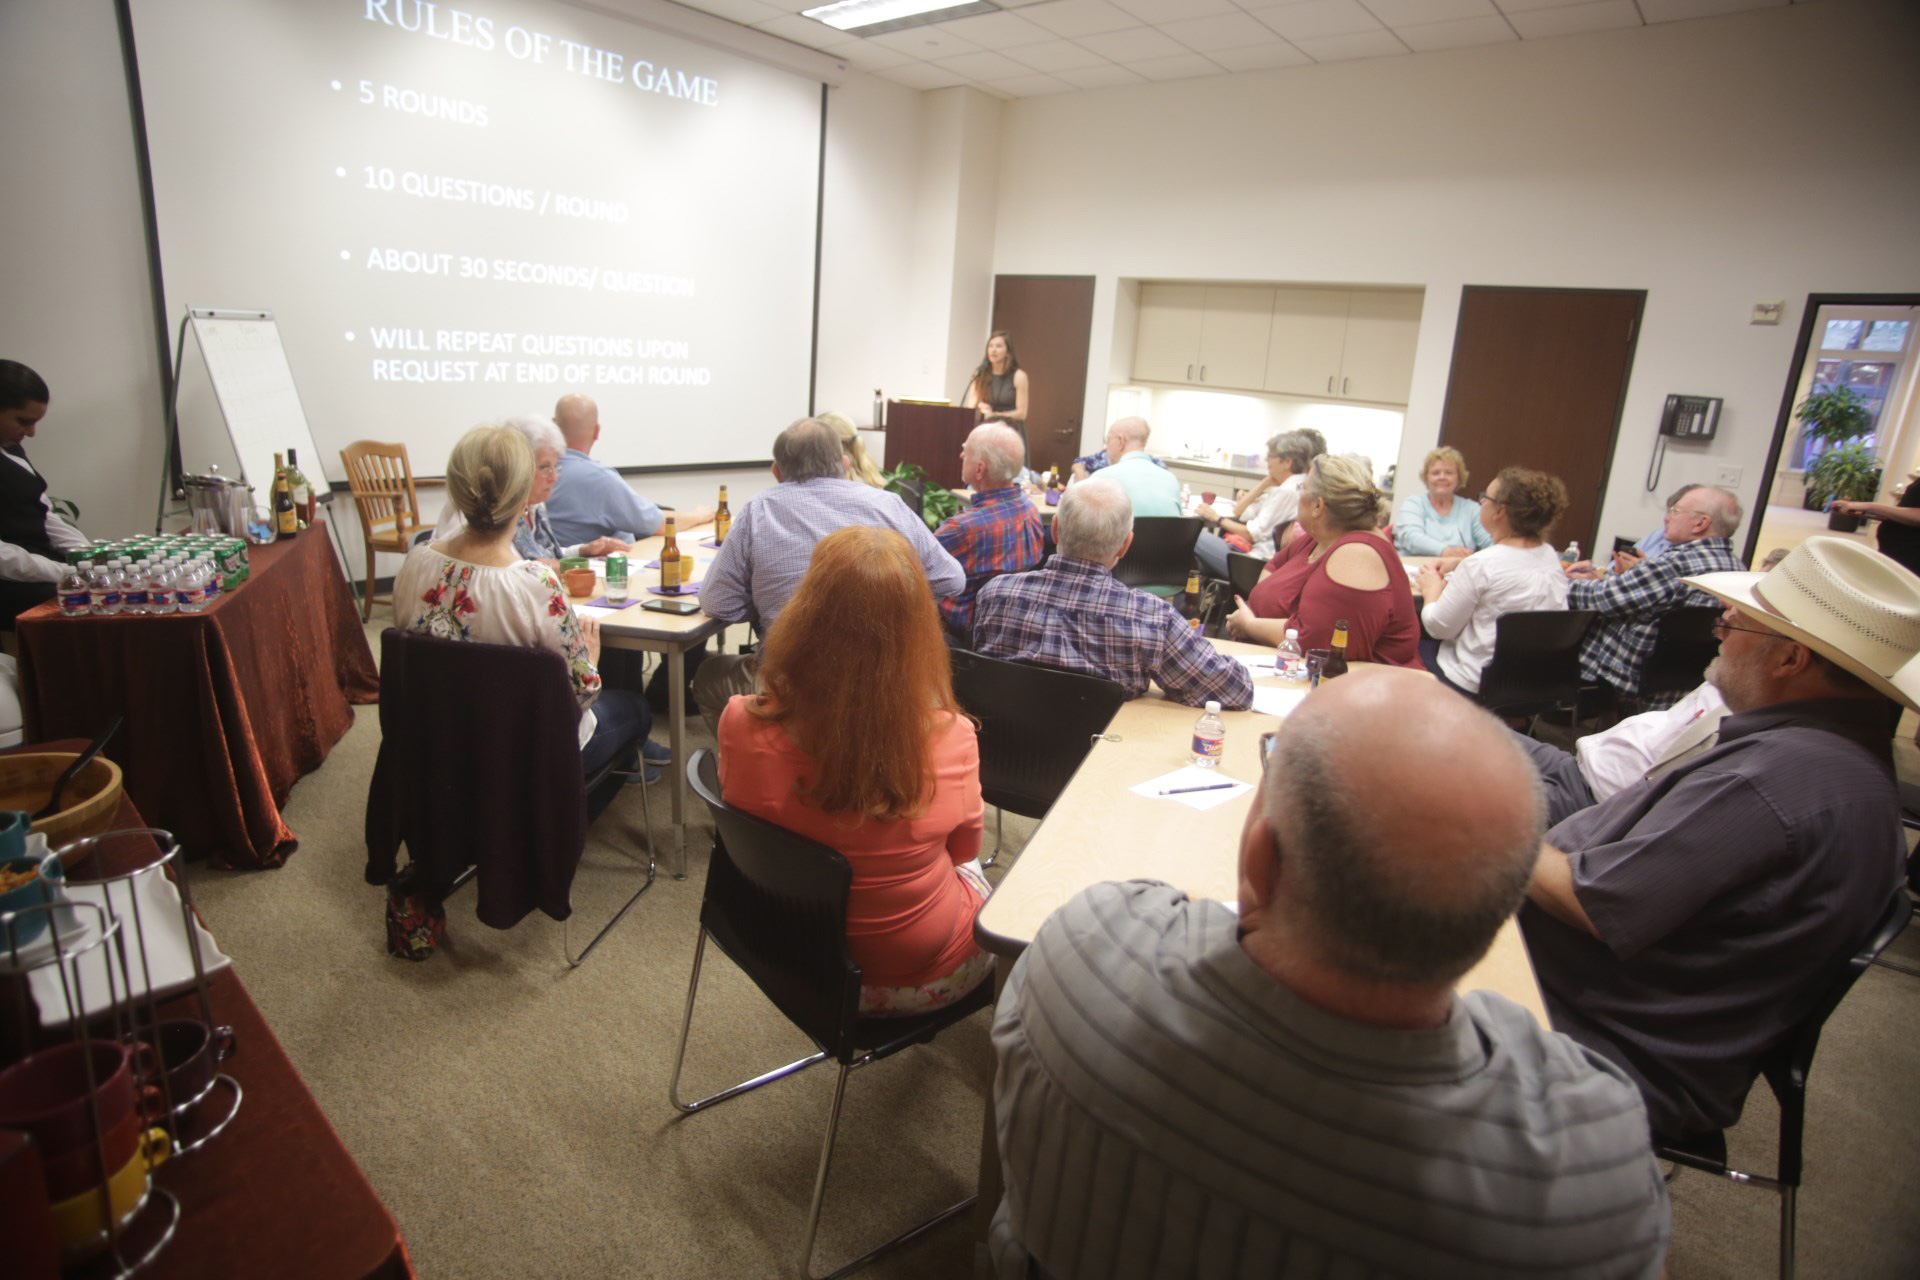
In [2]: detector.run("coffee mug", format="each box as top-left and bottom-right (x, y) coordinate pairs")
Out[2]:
(1201, 491), (1217, 506)
(38, 1108), (146, 1202)
(0, 811), (29, 861)
(0, 1040), (162, 1158)
(46, 1128), (170, 1261)
(153, 1019), (236, 1113)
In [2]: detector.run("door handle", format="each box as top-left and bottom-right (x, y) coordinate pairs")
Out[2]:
(1199, 365), (1207, 382)
(1186, 363), (1194, 381)
(1327, 375), (1334, 393)
(1056, 427), (1076, 436)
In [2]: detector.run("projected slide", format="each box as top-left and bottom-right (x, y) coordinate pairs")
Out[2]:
(130, 0), (821, 473)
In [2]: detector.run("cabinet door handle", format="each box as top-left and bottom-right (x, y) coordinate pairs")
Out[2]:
(1327, 376), (1334, 394)
(1186, 363), (1194, 381)
(1343, 377), (1350, 396)
(1199, 365), (1207, 382)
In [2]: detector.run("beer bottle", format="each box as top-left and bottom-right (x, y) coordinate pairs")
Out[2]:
(273, 452), (298, 537)
(713, 486), (731, 545)
(1182, 569), (1203, 624)
(660, 516), (682, 590)
(1325, 619), (1350, 679)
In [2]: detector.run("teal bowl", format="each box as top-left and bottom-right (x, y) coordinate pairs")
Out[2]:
(0, 856), (63, 949)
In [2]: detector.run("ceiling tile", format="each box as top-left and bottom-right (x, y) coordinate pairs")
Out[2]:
(671, 0), (787, 25)
(1126, 52), (1229, 81)
(1005, 38), (1112, 70)
(1020, 0), (1144, 38)
(1248, 0), (1385, 41)
(752, 13), (856, 48)
(984, 72), (1078, 95)
(1361, 0), (1499, 24)
(1110, 0), (1240, 23)
(1051, 62), (1148, 88)
(935, 49), (1034, 79)
(1639, 0), (1787, 21)
(1395, 14), (1518, 50)
(1289, 29), (1410, 60)
(1494, 0), (1621, 11)
(928, 10), (1055, 48)
(1506, 0), (1641, 37)
(875, 60), (970, 89)
(1206, 41), (1314, 71)
(1155, 11), (1284, 52)
(866, 25), (982, 57)
(833, 39), (918, 70)
(1077, 26), (1188, 61)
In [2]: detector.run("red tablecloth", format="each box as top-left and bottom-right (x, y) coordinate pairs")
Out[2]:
(15, 526), (379, 869)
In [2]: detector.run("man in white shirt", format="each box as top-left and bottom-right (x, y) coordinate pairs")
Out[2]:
(0, 362), (87, 628)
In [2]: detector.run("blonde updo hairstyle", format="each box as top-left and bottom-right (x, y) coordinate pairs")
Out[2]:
(1306, 454), (1390, 534)
(446, 423), (534, 533)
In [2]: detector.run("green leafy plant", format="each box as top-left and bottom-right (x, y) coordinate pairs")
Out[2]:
(49, 497), (80, 521)
(1795, 385), (1874, 447)
(882, 461), (963, 531)
(1804, 441), (1883, 511)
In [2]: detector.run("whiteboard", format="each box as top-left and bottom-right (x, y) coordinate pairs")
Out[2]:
(178, 308), (332, 501)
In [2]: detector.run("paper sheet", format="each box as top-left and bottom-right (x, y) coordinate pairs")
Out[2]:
(1251, 685), (1308, 719)
(1129, 765), (1254, 811)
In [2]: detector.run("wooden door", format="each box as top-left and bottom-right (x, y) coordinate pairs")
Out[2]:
(1438, 286), (1644, 555)
(1340, 289), (1422, 405)
(1264, 288), (1349, 398)
(1197, 286), (1274, 391)
(991, 275), (1096, 476)
(1131, 283), (1204, 384)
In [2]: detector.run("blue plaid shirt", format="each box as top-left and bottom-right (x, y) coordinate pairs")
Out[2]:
(971, 556), (1254, 708)
(935, 485), (1044, 633)
(1570, 536), (1743, 696)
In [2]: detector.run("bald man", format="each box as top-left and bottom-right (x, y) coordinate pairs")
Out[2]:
(933, 424), (1043, 634)
(543, 393), (712, 547)
(990, 670), (1668, 1279)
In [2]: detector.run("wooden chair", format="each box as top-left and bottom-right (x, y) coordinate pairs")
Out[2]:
(339, 441), (427, 621)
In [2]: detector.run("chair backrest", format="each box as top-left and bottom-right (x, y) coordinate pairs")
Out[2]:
(1225, 551), (1265, 599)
(1112, 516), (1205, 592)
(948, 650), (1128, 820)
(1763, 888), (1911, 1185)
(890, 476), (924, 519)
(685, 749), (862, 1057)
(341, 441), (425, 543)
(1475, 610), (1598, 716)
(1636, 605), (1723, 701)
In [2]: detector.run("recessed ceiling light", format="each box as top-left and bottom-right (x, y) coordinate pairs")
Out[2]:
(801, 0), (1000, 37)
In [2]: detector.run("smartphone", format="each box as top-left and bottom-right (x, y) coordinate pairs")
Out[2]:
(1612, 536), (1637, 555)
(641, 597), (702, 615)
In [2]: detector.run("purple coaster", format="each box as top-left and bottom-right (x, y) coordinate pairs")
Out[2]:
(583, 595), (637, 609)
(1044, 489), (1061, 506)
(642, 559), (660, 568)
(648, 583), (700, 597)
(699, 538), (721, 550)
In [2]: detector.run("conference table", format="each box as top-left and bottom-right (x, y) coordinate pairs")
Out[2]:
(573, 533), (727, 878)
(968, 640), (1546, 1237)
(14, 525), (380, 870)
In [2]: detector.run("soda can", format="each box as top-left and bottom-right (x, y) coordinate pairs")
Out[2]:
(604, 553), (629, 605)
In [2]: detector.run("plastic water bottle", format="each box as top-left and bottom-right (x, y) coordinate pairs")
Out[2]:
(1190, 700), (1226, 767)
(1561, 540), (1580, 568)
(1181, 483), (1194, 514)
(59, 560), (93, 616)
(1276, 629), (1309, 687)
(175, 558), (208, 614)
(90, 560), (122, 616)
(148, 558), (177, 615)
(120, 557), (149, 615)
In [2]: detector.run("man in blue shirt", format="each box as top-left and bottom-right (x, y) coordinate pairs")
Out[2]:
(1097, 416), (1181, 520)
(544, 393), (712, 547)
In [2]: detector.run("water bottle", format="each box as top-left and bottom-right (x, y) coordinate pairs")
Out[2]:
(148, 558), (177, 615)
(201, 555), (222, 601)
(1560, 540), (1580, 568)
(59, 559), (93, 616)
(175, 558), (208, 614)
(1181, 483), (1194, 514)
(1190, 700), (1226, 768)
(90, 560), (122, 616)
(120, 557), (149, 615)
(1276, 629), (1308, 687)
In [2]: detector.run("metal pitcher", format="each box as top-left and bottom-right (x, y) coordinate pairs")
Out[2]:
(181, 466), (252, 535)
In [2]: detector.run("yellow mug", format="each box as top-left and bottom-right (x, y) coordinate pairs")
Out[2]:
(46, 1127), (170, 1260)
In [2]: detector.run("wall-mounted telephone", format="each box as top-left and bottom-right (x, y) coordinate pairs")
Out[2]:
(1660, 394), (1722, 440)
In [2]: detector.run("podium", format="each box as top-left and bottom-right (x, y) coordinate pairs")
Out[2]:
(883, 401), (975, 490)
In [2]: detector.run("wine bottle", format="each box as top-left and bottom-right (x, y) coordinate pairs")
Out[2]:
(273, 452), (298, 537)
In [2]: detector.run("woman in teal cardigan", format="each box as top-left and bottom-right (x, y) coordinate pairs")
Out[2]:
(1394, 445), (1492, 557)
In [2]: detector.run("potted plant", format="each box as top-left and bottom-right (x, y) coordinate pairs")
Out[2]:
(881, 461), (963, 531)
(1805, 442), (1883, 533)
(1795, 385), (1876, 510)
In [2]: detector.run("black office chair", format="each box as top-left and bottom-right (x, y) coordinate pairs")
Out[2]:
(949, 650), (1128, 866)
(1474, 610), (1598, 732)
(1112, 516), (1204, 594)
(365, 630), (655, 966)
(1627, 605), (1723, 711)
(673, 750), (993, 1280)
(1658, 890), (1912, 1280)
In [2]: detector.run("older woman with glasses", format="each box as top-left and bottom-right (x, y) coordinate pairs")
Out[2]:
(1416, 468), (1572, 694)
(433, 415), (632, 563)
(1192, 430), (1315, 579)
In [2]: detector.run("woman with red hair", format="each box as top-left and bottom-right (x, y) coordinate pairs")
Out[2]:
(717, 525), (991, 1014)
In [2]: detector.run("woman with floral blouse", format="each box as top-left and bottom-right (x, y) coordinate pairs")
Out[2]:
(394, 423), (656, 819)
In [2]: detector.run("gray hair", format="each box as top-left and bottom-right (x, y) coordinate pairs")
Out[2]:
(966, 424), (1025, 487)
(1264, 703), (1544, 986)
(772, 417), (846, 482)
(1056, 478), (1132, 563)
(1270, 431), (1313, 474)
(1699, 486), (1743, 540)
(503, 415), (565, 462)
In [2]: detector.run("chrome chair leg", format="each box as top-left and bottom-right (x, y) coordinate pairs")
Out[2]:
(668, 928), (827, 1113)
(563, 766), (658, 967)
(1779, 1185), (1796, 1280)
(983, 808), (1003, 869)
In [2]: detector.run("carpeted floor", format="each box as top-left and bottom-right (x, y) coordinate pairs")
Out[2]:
(181, 623), (1920, 1278)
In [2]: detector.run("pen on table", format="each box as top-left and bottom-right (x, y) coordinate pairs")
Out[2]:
(1160, 782), (1236, 796)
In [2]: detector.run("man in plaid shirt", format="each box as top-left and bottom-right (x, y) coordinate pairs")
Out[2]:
(971, 479), (1253, 708)
(1569, 486), (1745, 705)
(935, 424), (1044, 635)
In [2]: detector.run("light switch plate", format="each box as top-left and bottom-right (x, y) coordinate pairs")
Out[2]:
(1751, 300), (1784, 325)
(1714, 464), (1743, 488)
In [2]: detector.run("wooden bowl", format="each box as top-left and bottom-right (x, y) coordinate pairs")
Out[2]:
(0, 754), (125, 850)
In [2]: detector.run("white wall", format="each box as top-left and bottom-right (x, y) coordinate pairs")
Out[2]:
(989, 0), (1920, 550)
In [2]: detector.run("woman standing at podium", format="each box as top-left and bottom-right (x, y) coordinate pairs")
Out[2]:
(962, 331), (1029, 459)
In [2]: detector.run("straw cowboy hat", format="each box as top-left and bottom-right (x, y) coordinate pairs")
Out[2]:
(1686, 536), (1920, 712)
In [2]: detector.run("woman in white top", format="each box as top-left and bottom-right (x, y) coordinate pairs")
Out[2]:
(1415, 467), (1572, 695)
(1192, 431), (1314, 580)
(395, 423), (654, 820)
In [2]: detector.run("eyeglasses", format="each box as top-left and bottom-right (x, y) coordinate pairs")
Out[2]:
(1713, 617), (1782, 640)
(1477, 490), (1505, 506)
(1667, 505), (1711, 520)
(537, 462), (563, 477)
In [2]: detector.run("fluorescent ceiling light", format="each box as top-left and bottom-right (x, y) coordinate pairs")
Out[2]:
(802, 0), (999, 37)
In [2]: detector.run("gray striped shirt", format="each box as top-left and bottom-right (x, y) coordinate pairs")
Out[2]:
(991, 881), (1668, 1279)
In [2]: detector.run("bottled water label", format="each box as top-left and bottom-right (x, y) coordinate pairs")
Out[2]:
(59, 590), (91, 614)
(1191, 732), (1224, 762)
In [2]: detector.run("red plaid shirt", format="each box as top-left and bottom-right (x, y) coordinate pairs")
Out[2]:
(935, 485), (1045, 633)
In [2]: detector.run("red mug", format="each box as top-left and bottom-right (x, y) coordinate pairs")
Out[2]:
(1201, 491), (1217, 505)
(0, 1040), (160, 1159)
(154, 1019), (235, 1113)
